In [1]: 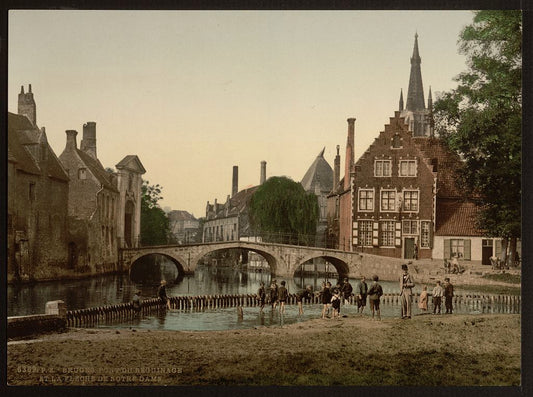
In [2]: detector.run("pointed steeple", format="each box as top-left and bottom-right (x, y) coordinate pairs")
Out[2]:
(399, 89), (404, 111)
(427, 86), (433, 111)
(319, 147), (325, 158)
(406, 33), (425, 111)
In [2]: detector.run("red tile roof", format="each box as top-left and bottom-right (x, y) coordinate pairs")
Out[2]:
(435, 199), (483, 236)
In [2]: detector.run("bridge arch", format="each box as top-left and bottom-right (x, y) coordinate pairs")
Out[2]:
(191, 244), (282, 275)
(295, 254), (351, 278)
(128, 252), (189, 277)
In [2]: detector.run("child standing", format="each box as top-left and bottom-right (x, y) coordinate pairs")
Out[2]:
(331, 290), (341, 319)
(418, 286), (428, 312)
(367, 275), (383, 320)
(278, 280), (288, 315)
(257, 282), (266, 313)
(432, 281), (444, 314)
(320, 282), (332, 319)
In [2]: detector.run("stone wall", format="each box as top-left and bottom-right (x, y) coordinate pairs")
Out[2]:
(7, 315), (67, 339)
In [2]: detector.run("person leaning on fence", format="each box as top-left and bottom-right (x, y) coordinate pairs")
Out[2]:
(296, 285), (313, 316)
(367, 275), (383, 320)
(158, 280), (171, 310)
(132, 290), (142, 315)
(400, 264), (415, 319)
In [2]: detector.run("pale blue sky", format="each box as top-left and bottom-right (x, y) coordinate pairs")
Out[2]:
(9, 10), (475, 216)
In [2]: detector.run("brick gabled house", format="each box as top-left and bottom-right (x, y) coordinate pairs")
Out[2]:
(352, 111), (467, 260)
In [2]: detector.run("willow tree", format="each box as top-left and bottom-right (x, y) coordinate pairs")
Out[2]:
(434, 10), (522, 265)
(249, 176), (319, 245)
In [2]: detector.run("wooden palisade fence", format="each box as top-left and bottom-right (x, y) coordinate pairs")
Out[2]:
(65, 293), (521, 328)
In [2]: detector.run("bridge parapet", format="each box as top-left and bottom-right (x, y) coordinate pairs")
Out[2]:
(120, 241), (418, 281)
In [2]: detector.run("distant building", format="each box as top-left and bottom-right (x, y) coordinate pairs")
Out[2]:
(7, 85), (70, 281)
(300, 148), (333, 246)
(59, 124), (145, 273)
(168, 210), (200, 244)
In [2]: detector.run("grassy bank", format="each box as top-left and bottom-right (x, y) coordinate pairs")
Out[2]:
(482, 272), (521, 284)
(7, 313), (520, 386)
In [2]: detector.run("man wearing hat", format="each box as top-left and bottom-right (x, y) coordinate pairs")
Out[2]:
(400, 264), (415, 319)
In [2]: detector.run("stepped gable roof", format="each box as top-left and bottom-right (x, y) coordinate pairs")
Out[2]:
(413, 136), (462, 198)
(168, 210), (197, 221)
(116, 155), (146, 174)
(76, 149), (118, 192)
(435, 199), (483, 236)
(301, 148), (333, 193)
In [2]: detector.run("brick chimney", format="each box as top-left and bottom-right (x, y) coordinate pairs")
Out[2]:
(232, 166), (238, 197)
(260, 161), (267, 185)
(18, 84), (36, 126)
(81, 121), (97, 160)
(334, 144), (340, 188)
(344, 118), (355, 190)
(65, 130), (78, 151)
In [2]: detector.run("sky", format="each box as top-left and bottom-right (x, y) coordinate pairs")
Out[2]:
(8, 10), (475, 217)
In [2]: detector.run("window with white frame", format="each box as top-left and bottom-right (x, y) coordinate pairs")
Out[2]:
(403, 190), (419, 212)
(399, 160), (417, 177)
(374, 160), (392, 177)
(420, 221), (431, 248)
(380, 190), (396, 212)
(451, 239), (465, 258)
(358, 189), (374, 211)
(379, 221), (395, 246)
(359, 221), (373, 246)
(402, 220), (418, 235)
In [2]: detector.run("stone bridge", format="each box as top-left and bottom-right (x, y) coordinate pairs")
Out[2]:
(120, 241), (409, 280)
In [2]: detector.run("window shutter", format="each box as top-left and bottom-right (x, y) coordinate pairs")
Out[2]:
(464, 239), (471, 260)
(495, 239), (502, 258)
(429, 222), (433, 249)
(444, 239), (451, 260)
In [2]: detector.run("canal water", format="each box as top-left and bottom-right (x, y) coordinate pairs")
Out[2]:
(8, 262), (519, 331)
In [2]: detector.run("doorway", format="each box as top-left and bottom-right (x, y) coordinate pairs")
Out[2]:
(404, 238), (415, 259)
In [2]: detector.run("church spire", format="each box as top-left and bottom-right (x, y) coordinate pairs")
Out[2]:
(428, 86), (433, 111)
(399, 89), (404, 111)
(406, 32), (425, 111)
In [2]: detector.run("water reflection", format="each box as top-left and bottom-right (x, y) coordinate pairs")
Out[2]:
(8, 259), (520, 330)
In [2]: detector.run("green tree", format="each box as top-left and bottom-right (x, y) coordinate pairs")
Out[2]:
(249, 176), (319, 245)
(434, 10), (521, 264)
(140, 181), (171, 246)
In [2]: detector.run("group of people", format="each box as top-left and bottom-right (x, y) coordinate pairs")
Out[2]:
(145, 267), (455, 321)
(401, 263), (455, 317)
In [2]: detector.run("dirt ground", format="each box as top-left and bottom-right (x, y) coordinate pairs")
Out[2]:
(7, 313), (520, 386)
